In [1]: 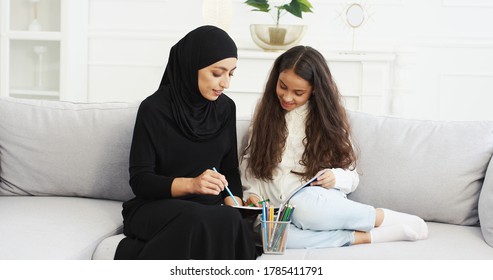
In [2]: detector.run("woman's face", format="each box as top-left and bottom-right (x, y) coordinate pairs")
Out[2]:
(276, 69), (312, 111)
(198, 57), (237, 101)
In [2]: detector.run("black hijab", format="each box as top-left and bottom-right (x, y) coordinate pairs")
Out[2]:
(158, 25), (238, 141)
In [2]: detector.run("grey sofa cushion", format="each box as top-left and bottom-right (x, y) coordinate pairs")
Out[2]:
(92, 233), (125, 260)
(236, 116), (251, 158)
(0, 97), (138, 201)
(258, 222), (493, 259)
(0, 196), (123, 259)
(347, 111), (493, 226)
(479, 155), (493, 246)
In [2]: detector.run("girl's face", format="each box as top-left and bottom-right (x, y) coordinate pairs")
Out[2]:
(276, 69), (313, 111)
(198, 57), (237, 101)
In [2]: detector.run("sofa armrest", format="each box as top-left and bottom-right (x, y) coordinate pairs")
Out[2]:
(479, 155), (493, 247)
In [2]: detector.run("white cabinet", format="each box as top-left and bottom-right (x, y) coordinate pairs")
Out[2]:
(0, 0), (88, 101)
(231, 50), (395, 116)
(328, 53), (395, 116)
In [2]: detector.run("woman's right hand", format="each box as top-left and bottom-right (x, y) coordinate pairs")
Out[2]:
(189, 169), (228, 195)
(171, 169), (228, 197)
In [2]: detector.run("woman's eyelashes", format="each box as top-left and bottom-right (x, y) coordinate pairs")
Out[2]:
(212, 71), (234, 78)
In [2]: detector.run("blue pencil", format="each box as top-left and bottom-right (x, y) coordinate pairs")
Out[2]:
(212, 167), (239, 206)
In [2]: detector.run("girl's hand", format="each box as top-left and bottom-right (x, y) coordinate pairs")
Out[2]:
(245, 195), (261, 207)
(189, 169), (228, 195)
(311, 169), (336, 189)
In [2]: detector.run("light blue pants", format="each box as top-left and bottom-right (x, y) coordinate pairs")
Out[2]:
(286, 187), (376, 249)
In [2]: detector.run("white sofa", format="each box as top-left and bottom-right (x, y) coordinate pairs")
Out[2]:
(1, 96), (492, 259)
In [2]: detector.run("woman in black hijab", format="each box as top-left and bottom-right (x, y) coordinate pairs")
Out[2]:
(115, 26), (256, 259)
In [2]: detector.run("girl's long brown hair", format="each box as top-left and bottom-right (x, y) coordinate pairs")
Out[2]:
(244, 46), (356, 181)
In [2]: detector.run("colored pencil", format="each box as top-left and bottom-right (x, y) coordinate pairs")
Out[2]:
(212, 167), (239, 206)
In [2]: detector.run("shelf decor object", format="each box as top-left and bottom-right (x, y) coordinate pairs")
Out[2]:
(28, 0), (42, 31)
(33, 45), (47, 89)
(249, 23), (306, 51)
(202, 0), (233, 31)
(245, 0), (313, 51)
(342, 2), (370, 52)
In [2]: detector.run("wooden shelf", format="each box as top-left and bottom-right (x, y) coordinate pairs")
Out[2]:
(7, 31), (61, 41)
(10, 88), (59, 97)
(238, 49), (396, 62)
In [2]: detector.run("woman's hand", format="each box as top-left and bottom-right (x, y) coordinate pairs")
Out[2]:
(245, 195), (261, 207)
(311, 169), (336, 189)
(172, 169), (228, 197)
(190, 169), (228, 195)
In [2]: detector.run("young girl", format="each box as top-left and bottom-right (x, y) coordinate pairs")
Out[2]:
(240, 46), (428, 248)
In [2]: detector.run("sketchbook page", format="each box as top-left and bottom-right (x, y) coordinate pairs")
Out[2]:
(230, 205), (279, 216)
(232, 205), (263, 211)
(232, 205), (279, 211)
(230, 205), (263, 218)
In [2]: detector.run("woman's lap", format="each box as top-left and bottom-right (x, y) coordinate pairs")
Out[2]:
(125, 199), (229, 239)
(117, 199), (255, 259)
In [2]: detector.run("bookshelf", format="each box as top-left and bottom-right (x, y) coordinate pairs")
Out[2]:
(0, 0), (88, 101)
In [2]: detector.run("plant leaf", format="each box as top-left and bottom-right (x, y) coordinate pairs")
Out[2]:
(283, 1), (302, 18)
(298, 0), (314, 13)
(282, 0), (313, 19)
(244, 0), (270, 13)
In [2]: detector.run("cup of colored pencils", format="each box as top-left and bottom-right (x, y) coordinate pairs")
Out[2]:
(260, 203), (295, 254)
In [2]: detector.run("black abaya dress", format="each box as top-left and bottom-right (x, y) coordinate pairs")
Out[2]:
(114, 92), (256, 260)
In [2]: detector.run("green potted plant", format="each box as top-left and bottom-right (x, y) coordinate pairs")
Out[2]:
(245, 0), (313, 27)
(245, 0), (314, 50)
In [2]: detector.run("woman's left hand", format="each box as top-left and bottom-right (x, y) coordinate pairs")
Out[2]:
(311, 169), (336, 189)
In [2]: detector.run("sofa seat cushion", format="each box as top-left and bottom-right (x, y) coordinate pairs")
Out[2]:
(258, 222), (493, 259)
(0, 196), (123, 259)
(92, 233), (125, 260)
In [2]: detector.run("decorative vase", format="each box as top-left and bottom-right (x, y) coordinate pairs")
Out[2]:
(202, 0), (233, 31)
(28, 0), (42, 31)
(250, 24), (307, 51)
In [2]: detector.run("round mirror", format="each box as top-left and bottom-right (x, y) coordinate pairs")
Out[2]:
(345, 3), (366, 28)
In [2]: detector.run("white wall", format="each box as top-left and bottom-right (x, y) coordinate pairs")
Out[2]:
(86, 0), (493, 121)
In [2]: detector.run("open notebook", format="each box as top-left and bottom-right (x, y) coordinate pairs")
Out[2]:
(231, 169), (327, 216)
(280, 169), (326, 205)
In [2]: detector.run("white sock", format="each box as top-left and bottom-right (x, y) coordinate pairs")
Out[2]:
(380, 208), (428, 240)
(370, 225), (419, 243)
